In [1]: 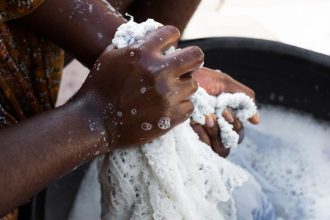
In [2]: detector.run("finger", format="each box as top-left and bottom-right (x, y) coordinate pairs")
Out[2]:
(165, 46), (204, 77)
(204, 122), (231, 158)
(191, 124), (211, 146)
(172, 100), (194, 125)
(232, 116), (243, 134)
(175, 78), (198, 102)
(205, 115), (215, 128)
(224, 75), (256, 100)
(238, 126), (245, 144)
(181, 100), (194, 116)
(222, 110), (243, 132)
(222, 110), (234, 124)
(248, 113), (260, 124)
(102, 44), (117, 54)
(222, 110), (245, 143)
(142, 26), (180, 52)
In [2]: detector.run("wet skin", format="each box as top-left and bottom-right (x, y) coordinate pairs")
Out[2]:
(1, 0), (202, 216)
(19, 0), (256, 155)
(191, 67), (259, 157)
(0, 0), (258, 216)
(104, 0), (260, 156)
(76, 26), (203, 148)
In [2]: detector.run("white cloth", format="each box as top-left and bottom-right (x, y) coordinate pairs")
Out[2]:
(99, 19), (258, 220)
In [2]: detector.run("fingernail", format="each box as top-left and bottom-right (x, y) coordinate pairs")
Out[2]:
(206, 116), (215, 127)
(224, 111), (235, 123)
(255, 113), (261, 123)
(211, 113), (217, 121)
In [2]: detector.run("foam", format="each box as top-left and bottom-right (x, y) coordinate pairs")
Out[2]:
(94, 19), (252, 220)
(69, 106), (330, 220)
(229, 106), (330, 220)
(190, 88), (257, 148)
(112, 19), (162, 48)
(113, 19), (257, 149)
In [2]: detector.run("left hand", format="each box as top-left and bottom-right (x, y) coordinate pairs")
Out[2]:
(191, 67), (260, 157)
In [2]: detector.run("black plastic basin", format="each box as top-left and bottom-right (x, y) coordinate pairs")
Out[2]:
(22, 37), (330, 220)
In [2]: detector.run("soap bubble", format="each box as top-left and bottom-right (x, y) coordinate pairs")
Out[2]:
(157, 117), (171, 130)
(140, 87), (147, 94)
(117, 111), (123, 117)
(141, 122), (152, 131)
(131, 108), (137, 115)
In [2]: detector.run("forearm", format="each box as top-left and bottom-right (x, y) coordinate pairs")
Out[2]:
(127, 0), (201, 32)
(0, 99), (107, 216)
(15, 0), (126, 67)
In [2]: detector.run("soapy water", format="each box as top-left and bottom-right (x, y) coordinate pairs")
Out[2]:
(229, 106), (330, 220)
(70, 18), (329, 220)
(93, 19), (256, 220)
(69, 106), (330, 220)
(157, 117), (171, 130)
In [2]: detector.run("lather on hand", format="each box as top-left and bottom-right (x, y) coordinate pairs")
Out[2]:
(191, 67), (260, 157)
(73, 26), (204, 149)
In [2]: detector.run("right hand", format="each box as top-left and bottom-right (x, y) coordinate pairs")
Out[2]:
(191, 68), (259, 158)
(74, 26), (204, 149)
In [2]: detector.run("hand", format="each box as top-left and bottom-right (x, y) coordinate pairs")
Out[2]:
(74, 26), (203, 149)
(191, 67), (259, 157)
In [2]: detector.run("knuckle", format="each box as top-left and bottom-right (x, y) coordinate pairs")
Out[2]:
(221, 72), (230, 80)
(250, 89), (256, 98)
(190, 46), (204, 62)
(128, 47), (141, 56)
(165, 25), (181, 38)
(186, 79), (198, 96)
(191, 79), (198, 92)
(186, 101), (194, 115)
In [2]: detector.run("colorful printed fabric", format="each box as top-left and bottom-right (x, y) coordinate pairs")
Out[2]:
(0, 0), (44, 22)
(0, 1), (64, 219)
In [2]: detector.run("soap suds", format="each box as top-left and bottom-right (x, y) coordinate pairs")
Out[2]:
(131, 108), (137, 115)
(95, 19), (251, 220)
(141, 122), (152, 131)
(98, 33), (103, 39)
(140, 87), (147, 94)
(157, 117), (171, 130)
(229, 106), (330, 220)
(116, 111), (123, 117)
(190, 88), (257, 149)
(70, 106), (330, 220)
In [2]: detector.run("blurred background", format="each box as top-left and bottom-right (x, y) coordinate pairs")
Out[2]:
(56, 0), (330, 105)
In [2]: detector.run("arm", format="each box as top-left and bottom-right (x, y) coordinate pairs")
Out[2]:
(0, 26), (203, 216)
(0, 99), (106, 216)
(126, 0), (201, 32)
(15, 0), (126, 67)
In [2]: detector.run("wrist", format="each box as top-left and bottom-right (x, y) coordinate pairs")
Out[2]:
(65, 94), (111, 157)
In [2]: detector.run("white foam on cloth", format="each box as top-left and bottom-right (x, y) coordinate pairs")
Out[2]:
(69, 106), (330, 220)
(95, 19), (250, 220)
(112, 19), (162, 48)
(190, 88), (257, 148)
